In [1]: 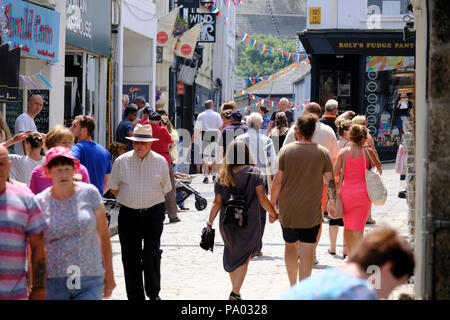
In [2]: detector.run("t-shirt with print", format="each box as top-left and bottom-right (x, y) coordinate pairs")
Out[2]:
(36, 182), (104, 278)
(0, 183), (47, 300)
(14, 113), (37, 155)
(8, 154), (45, 186)
(281, 267), (377, 300)
(72, 140), (112, 195)
(277, 142), (333, 229)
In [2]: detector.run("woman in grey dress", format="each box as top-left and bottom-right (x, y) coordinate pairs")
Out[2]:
(206, 140), (278, 300)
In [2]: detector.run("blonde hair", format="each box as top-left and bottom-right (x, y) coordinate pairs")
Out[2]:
(162, 115), (174, 133)
(352, 115), (366, 125)
(45, 125), (74, 149)
(218, 140), (255, 187)
(0, 112), (11, 142)
(349, 124), (368, 146)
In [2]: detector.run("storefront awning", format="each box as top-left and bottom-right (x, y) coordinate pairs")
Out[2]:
(297, 29), (415, 56)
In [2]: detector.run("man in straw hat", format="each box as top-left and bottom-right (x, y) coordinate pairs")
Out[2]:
(108, 124), (172, 300)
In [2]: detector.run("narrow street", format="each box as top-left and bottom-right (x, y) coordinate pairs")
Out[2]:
(107, 162), (413, 300)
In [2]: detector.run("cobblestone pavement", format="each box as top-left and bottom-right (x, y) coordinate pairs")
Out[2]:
(106, 163), (414, 300)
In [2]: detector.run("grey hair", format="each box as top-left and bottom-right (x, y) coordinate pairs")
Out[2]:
(134, 96), (146, 104)
(246, 112), (263, 130)
(280, 97), (289, 104)
(325, 99), (338, 111)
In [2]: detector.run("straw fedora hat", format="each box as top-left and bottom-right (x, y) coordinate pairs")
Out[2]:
(126, 124), (159, 142)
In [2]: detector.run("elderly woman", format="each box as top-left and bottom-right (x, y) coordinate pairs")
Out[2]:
(282, 227), (415, 300)
(36, 146), (115, 299)
(29, 125), (90, 194)
(206, 140), (277, 300)
(333, 125), (382, 256)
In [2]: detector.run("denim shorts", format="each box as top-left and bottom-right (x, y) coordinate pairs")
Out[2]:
(46, 276), (104, 300)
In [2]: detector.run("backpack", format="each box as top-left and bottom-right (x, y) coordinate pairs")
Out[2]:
(222, 169), (254, 227)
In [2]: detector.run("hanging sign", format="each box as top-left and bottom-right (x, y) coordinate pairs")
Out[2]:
(2, 0), (60, 62)
(66, 0), (111, 57)
(156, 46), (163, 63)
(188, 13), (216, 43)
(176, 81), (184, 95)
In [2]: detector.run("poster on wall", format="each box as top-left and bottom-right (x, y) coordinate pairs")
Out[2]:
(123, 85), (150, 105)
(29, 89), (49, 133)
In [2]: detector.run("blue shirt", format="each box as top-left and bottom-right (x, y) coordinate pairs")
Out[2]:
(116, 119), (134, 150)
(281, 267), (377, 300)
(72, 141), (112, 195)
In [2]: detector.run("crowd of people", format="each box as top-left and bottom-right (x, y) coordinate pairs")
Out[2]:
(0, 93), (414, 301)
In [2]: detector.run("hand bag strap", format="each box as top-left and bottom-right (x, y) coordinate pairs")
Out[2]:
(363, 147), (375, 170)
(338, 149), (347, 191)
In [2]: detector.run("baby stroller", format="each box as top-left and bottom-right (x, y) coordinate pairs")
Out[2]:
(176, 179), (208, 211)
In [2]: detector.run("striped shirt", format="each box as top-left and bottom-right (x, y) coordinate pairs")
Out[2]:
(108, 150), (172, 209)
(0, 183), (47, 300)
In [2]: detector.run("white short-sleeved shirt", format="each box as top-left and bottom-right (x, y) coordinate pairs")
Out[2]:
(108, 150), (172, 209)
(194, 109), (223, 132)
(8, 154), (45, 186)
(283, 121), (339, 161)
(14, 113), (37, 155)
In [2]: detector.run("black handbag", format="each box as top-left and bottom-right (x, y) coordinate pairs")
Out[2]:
(200, 227), (215, 252)
(222, 169), (254, 227)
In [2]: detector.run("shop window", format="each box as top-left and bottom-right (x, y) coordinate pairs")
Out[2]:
(367, 0), (411, 15)
(319, 70), (351, 112)
(365, 56), (414, 148)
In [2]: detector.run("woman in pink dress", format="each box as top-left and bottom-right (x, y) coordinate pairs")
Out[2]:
(333, 124), (382, 256)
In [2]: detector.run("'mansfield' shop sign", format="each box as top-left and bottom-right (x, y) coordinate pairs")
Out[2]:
(2, 0), (60, 62)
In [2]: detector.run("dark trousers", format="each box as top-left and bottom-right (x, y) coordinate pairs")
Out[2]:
(118, 203), (165, 300)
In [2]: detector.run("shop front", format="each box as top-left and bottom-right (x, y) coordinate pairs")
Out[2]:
(298, 30), (415, 161)
(65, 0), (111, 146)
(1, 0), (64, 135)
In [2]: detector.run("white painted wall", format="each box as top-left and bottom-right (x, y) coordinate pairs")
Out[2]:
(212, 3), (236, 105)
(306, 0), (409, 30)
(116, 0), (157, 124)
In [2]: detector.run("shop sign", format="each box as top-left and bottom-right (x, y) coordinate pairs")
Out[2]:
(156, 46), (163, 63)
(178, 0), (200, 9)
(188, 13), (216, 43)
(329, 39), (415, 55)
(0, 44), (20, 103)
(2, 0), (60, 62)
(66, 0), (111, 57)
(123, 84), (150, 105)
(309, 7), (321, 24)
(176, 81), (184, 95)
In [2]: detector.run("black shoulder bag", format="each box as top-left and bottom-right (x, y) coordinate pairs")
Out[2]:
(222, 169), (254, 227)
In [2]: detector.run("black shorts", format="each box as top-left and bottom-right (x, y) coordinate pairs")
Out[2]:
(329, 218), (344, 226)
(281, 224), (321, 244)
(200, 130), (219, 158)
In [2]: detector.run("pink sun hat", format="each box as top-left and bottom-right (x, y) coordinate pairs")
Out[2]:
(41, 146), (80, 179)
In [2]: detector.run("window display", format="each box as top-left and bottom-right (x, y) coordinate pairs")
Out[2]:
(319, 70), (352, 111)
(365, 56), (414, 147)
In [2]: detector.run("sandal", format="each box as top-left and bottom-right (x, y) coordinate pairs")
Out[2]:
(366, 219), (376, 225)
(328, 249), (336, 255)
(229, 292), (241, 300)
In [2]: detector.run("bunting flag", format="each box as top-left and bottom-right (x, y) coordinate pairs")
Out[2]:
(174, 23), (205, 59)
(157, 6), (183, 46)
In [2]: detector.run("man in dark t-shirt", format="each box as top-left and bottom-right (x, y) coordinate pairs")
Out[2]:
(218, 110), (248, 157)
(319, 99), (338, 136)
(266, 98), (294, 135)
(116, 105), (137, 151)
